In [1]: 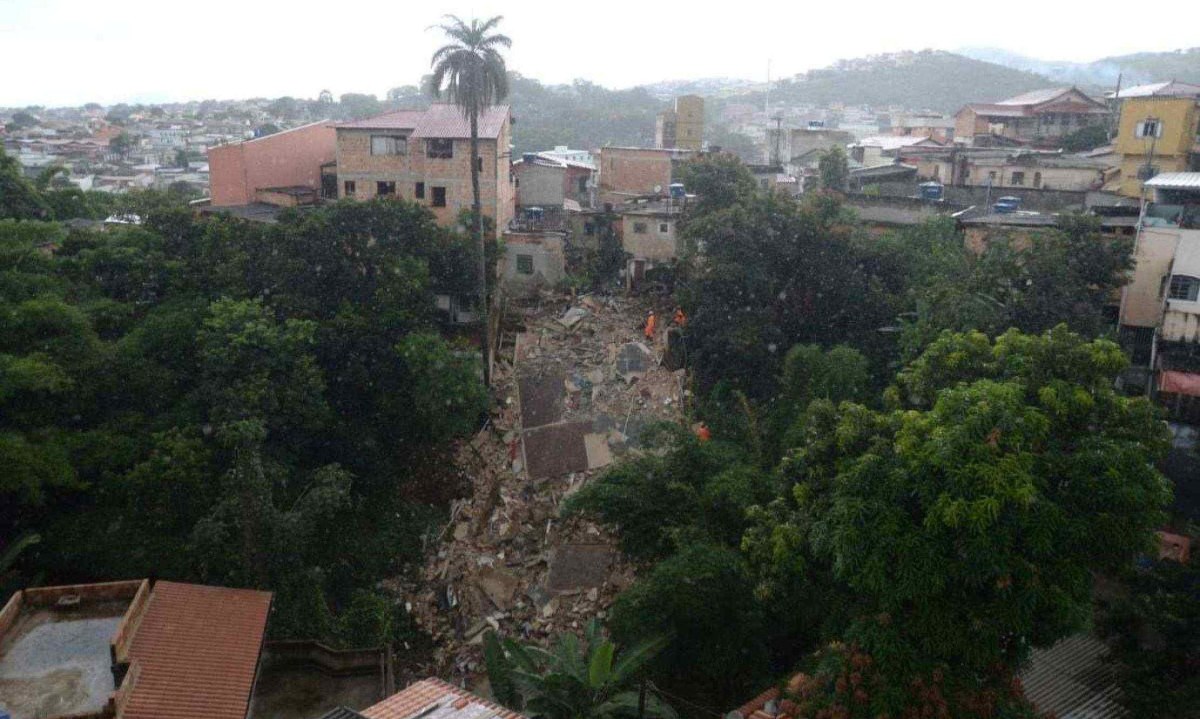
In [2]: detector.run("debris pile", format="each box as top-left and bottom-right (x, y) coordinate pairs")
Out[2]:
(395, 291), (686, 684)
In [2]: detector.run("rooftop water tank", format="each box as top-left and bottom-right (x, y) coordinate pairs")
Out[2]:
(669, 183), (686, 199)
(993, 196), (1021, 214)
(919, 181), (944, 201)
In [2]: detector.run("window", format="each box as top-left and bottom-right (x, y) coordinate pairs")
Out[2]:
(1010, 171), (1025, 186)
(370, 135), (407, 156)
(516, 254), (534, 275)
(343, 180), (356, 196)
(475, 157), (484, 172)
(988, 170), (997, 183)
(577, 176), (588, 194)
(376, 180), (395, 196)
(584, 222), (595, 236)
(1168, 275), (1200, 302)
(415, 182), (425, 199)
(1135, 119), (1163, 139)
(633, 222), (648, 234)
(427, 138), (454, 159)
(431, 186), (447, 207)
(1033, 171), (1042, 188)
(659, 222), (670, 233)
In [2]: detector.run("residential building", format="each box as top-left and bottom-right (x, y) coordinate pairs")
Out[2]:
(207, 119), (336, 206)
(891, 113), (956, 143)
(596, 146), (693, 207)
(961, 151), (1110, 191)
(0, 579), (272, 719)
(1118, 173), (1200, 379)
(1112, 85), (1200, 198)
(764, 127), (855, 177)
(621, 201), (683, 287)
(955, 87), (1109, 146)
(656, 95), (704, 151)
(850, 135), (943, 167)
(334, 104), (515, 230)
(539, 145), (594, 166)
(324, 676), (527, 719)
(513, 151), (594, 209)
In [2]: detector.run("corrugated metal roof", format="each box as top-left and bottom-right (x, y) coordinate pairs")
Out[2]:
(1146, 172), (1200, 189)
(120, 581), (273, 719)
(362, 678), (526, 719)
(1110, 80), (1200, 98)
(1019, 634), (1126, 719)
(996, 87), (1075, 106)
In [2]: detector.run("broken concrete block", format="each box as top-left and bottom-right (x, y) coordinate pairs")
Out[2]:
(476, 566), (520, 610)
(584, 433), (613, 470)
(559, 307), (588, 328)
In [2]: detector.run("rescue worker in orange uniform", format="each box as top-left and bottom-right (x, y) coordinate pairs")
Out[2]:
(695, 422), (712, 442)
(644, 310), (657, 340)
(673, 307), (687, 327)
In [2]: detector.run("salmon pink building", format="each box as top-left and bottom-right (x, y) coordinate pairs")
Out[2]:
(207, 120), (336, 207)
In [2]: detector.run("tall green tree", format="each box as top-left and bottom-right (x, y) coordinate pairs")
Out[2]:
(745, 326), (1172, 716)
(818, 146), (849, 192)
(0, 150), (51, 220)
(429, 14), (510, 385)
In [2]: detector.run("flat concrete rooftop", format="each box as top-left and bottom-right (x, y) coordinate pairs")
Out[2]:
(0, 589), (135, 719)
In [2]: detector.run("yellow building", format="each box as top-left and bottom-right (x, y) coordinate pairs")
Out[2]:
(1114, 85), (1200, 198)
(655, 95), (704, 151)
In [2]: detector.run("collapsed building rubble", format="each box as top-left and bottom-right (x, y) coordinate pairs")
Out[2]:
(393, 291), (687, 686)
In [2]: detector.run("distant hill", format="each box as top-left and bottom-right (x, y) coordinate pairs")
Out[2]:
(637, 78), (762, 101)
(380, 74), (668, 154)
(741, 50), (1059, 113)
(959, 46), (1200, 88)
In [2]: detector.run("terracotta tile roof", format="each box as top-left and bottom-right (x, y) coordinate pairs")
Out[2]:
(730, 675), (805, 719)
(119, 580), (273, 719)
(336, 105), (509, 140)
(361, 677), (526, 719)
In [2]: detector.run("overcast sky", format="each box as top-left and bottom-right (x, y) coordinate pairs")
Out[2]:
(2, 0), (1197, 107)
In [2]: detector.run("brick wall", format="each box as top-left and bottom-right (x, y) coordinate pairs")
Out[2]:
(208, 122), (336, 206)
(336, 116), (514, 230)
(598, 148), (678, 206)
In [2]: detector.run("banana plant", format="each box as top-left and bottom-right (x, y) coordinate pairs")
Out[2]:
(484, 619), (675, 719)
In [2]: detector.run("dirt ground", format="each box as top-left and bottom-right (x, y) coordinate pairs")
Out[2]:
(389, 290), (687, 688)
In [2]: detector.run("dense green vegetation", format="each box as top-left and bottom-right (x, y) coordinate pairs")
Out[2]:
(0, 150), (486, 648)
(565, 156), (1175, 717)
(1, 140), (1187, 718)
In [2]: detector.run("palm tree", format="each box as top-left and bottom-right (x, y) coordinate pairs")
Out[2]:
(429, 15), (510, 386)
(484, 620), (676, 719)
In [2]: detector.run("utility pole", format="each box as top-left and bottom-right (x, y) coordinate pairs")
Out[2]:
(1110, 72), (1123, 141)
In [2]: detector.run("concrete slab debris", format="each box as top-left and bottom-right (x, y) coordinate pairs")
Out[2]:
(559, 307), (588, 328)
(391, 290), (682, 688)
(475, 567), (520, 610)
(518, 369), (565, 428)
(583, 433), (613, 470)
(547, 544), (615, 593)
(523, 422), (590, 479)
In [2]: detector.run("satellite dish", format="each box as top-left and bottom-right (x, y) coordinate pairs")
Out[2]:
(654, 184), (662, 193)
